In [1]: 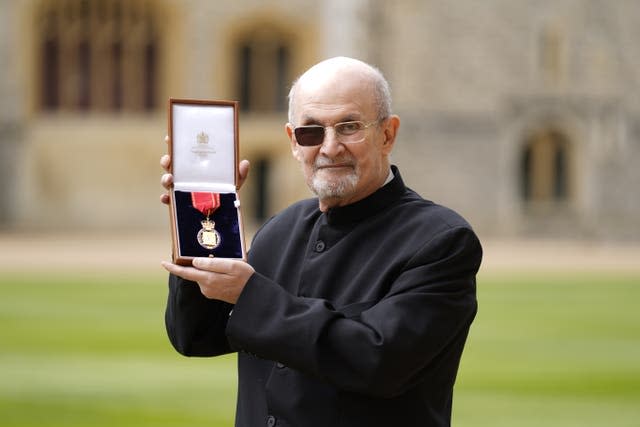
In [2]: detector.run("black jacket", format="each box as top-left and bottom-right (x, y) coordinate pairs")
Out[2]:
(166, 166), (482, 426)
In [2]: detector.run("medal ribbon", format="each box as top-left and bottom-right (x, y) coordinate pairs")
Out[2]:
(191, 192), (221, 217)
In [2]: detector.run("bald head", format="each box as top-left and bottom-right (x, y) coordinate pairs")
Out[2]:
(287, 57), (391, 124)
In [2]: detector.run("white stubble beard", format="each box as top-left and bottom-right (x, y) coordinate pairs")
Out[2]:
(307, 157), (359, 200)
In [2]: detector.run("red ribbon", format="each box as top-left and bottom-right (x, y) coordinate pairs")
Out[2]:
(191, 192), (220, 217)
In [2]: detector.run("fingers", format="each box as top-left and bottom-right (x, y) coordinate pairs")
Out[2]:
(162, 258), (238, 280)
(161, 173), (173, 190)
(161, 258), (254, 304)
(161, 135), (171, 171)
(160, 172), (173, 205)
(160, 154), (171, 172)
(192, 257), (238, 273)
(161, 261), (206, 283)
(238, 159), (250, 190)
(160, 137), (173, 205)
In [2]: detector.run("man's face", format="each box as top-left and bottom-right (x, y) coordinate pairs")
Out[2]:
(286, 71), (396, 210)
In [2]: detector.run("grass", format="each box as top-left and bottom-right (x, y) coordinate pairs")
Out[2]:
(1, 270), (639, 426)
(0, 271), (237, 427)
(454, 271), (640, 427)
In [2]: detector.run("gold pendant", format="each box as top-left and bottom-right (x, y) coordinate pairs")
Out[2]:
(197, 218), (221, 250)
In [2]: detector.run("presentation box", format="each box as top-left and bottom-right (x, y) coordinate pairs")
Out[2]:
(168, 98), (246, 265)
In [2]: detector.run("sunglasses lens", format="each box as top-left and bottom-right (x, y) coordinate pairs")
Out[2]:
(295, 126), (324, 146)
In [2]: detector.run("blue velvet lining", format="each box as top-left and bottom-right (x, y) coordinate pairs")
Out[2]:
(174, 190), (243, 258)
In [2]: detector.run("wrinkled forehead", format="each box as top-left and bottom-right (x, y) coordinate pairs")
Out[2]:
(292, 67), (378, 123)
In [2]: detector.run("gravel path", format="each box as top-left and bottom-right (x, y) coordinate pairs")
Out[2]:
(1, 232), (638, 274)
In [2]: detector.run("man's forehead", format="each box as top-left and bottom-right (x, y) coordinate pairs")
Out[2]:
(293, 79), (376, 121)
(298, 106), (363, 124)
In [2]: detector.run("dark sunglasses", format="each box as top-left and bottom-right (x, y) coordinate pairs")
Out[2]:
(293, 120), (381, 147)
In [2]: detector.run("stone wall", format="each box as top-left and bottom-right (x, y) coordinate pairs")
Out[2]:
(1, 0), (639, 240)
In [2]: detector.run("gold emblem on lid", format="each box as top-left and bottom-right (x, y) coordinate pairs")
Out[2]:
(197, 131), (209, 144)
(192, 130), (216, 157)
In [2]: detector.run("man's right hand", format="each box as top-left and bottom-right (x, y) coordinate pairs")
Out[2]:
(160, 137), (250, 205)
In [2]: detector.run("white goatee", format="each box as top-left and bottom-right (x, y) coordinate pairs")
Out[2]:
(308, 157), (358, 200)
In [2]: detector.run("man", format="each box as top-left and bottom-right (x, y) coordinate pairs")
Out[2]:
(160, 57), (482, 427)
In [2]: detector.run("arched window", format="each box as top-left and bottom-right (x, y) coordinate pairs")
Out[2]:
(236, 27), (291, 113)
(520, 129), (571, 203)
(36, 0), (161, 112)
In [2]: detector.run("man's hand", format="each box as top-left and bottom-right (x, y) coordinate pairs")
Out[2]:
(160, 152), (173, 205)
(160, 136), (251, 205)
(161, 257), (255, 304)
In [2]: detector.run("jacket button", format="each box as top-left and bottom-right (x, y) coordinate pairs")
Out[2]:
(314, 240), (326, 252)
(267, 415), (276, 427)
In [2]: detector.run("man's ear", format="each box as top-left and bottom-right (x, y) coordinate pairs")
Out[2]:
(286, 123), (303, 161)
(381, 115), (400, 155)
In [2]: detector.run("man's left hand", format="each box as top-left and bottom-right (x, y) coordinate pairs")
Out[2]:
(161, 258), (255, 304)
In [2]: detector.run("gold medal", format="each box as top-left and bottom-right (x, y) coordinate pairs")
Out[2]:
(191, 192), (222, 251)
(197, 217), (221, 250)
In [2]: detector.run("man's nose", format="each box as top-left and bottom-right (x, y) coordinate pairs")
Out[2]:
(319, 127), (344, 156)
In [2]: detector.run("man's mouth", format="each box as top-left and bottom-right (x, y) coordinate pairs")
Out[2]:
(318, 163), (351, 169)
(315, 159), (355, 171)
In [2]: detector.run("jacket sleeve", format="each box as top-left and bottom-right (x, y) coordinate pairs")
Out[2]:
(225, 226), (481, 398)
(165, 273), (234, 357)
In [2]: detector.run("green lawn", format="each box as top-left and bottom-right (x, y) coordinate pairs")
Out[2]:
(1, 270), (639, 426)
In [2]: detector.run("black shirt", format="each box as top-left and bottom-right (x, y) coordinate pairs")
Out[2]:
(166, 166), (482, 427)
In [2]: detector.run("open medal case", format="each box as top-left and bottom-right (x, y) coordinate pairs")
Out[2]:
(168, 99), (246, 265)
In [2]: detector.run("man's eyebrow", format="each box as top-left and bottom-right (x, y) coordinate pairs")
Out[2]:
(338, 113), (362, 122)
(299, 115), (322, 125)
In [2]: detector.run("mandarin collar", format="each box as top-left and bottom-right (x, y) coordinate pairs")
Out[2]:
(324, 165), (405, 226)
